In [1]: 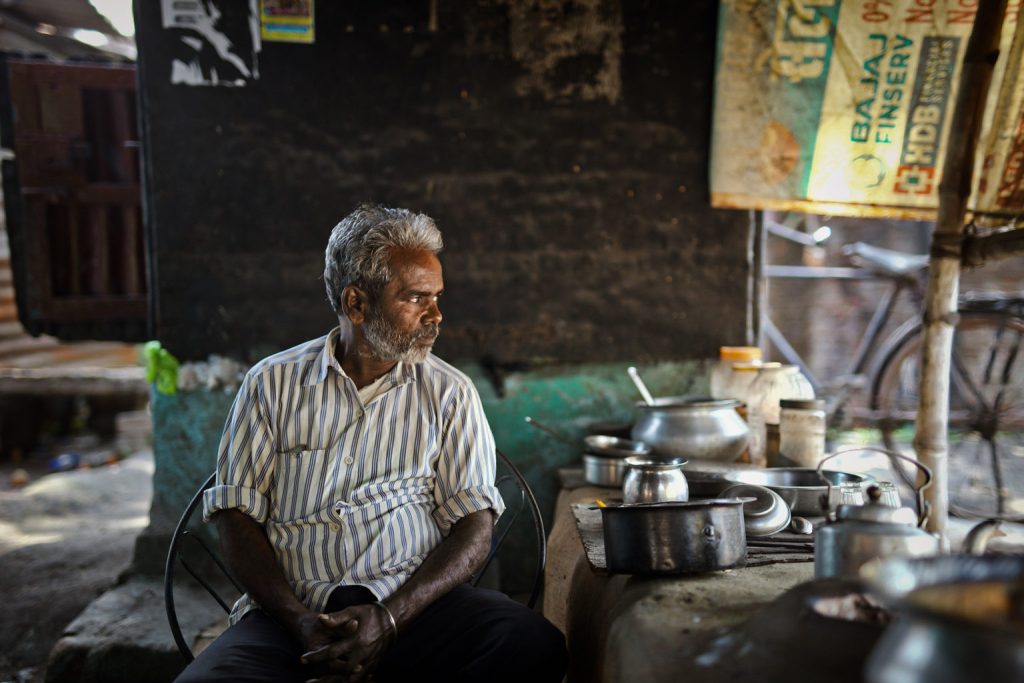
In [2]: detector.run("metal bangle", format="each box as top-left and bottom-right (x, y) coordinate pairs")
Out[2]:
(373, 601), (398, 642)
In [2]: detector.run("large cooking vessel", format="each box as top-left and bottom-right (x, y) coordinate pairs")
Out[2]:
(861, 555), (1024, 683)
(724, 467), (871, 515)
(631, 397), (749, 462)
(598, 498), (748, 574)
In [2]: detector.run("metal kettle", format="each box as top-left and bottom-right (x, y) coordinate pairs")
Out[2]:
(814, 449), (939, 579)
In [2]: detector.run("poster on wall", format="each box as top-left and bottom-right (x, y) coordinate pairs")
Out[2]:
(161, 0), (261, 86)
(260, 0), (315, 43)
(711, 0), (1024, 221)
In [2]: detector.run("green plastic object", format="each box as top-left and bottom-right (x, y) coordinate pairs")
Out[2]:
(144, 341), (180, 395)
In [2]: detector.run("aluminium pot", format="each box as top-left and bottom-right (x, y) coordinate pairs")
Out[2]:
(598, 498), (748, 575)
(581, 436), (651, 487)
(631, 397), (749, 462)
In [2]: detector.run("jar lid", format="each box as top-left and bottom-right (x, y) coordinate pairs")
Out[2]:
(731, 361), (763, 372)
(780, 398), (825, 410)
(719, 346), (762, 362)
(758, 363), (797, 374)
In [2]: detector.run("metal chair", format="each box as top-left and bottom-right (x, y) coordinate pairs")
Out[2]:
(164, 449), (546, 662)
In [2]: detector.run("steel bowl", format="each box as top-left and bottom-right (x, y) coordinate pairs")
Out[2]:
(721, 483), (791, 537)
(724, 468), (872, 516)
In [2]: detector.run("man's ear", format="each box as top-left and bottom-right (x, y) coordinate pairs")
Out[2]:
(342, 285), (369, 324)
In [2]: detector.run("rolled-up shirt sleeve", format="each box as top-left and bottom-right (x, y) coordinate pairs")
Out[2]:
(432, 380), (505, 534)
(203, 370), (276, 524)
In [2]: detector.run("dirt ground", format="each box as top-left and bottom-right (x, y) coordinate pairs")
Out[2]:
(0, 449), (153, 682)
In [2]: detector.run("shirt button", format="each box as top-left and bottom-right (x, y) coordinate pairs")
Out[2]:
(331, 523), (340, 530)
(344, 456), (354, 465)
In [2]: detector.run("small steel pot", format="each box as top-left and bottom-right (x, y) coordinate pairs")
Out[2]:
(598, 499), (748, 575)
(622, 456), (689, 504)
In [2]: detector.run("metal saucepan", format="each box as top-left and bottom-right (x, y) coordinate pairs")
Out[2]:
(724, 468), (872, 516)
(596, 498), (748, 575)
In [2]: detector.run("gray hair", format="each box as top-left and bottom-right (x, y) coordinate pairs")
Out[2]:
(324, 205), (443, 312)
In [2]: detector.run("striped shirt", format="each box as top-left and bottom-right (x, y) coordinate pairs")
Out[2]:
(203, 327), (504, 623)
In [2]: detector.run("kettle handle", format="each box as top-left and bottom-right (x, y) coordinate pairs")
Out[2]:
(816, 447), (932, 528)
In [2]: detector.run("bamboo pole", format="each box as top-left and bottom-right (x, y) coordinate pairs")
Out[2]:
(916, 0), (1007, 538)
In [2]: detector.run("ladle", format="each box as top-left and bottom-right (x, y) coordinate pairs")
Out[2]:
(627, 366), (655, 405)
(524, 416), (578, 448)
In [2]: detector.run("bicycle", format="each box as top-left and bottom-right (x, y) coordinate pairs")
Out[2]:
(762, 225), (1024, 520)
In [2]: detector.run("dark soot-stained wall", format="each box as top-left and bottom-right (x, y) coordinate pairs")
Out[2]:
(136, 1), (751, 364)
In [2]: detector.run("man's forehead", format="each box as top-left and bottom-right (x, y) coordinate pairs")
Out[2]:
(386, 248), (443, 287)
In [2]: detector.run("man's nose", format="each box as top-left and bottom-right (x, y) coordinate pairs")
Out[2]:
(424, 299), (442, 325)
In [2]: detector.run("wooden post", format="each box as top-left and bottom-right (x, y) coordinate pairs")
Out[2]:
(916, 0), (1007, 538)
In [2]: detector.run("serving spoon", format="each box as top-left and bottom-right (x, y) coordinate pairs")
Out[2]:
(627, 366), (656, 405)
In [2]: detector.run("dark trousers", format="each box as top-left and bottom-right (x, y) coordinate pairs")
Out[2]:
(174, 583), (567, 683)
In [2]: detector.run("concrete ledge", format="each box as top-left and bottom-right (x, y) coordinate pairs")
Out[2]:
(46, 577), (225, 683)
(0, 367), (147, 396)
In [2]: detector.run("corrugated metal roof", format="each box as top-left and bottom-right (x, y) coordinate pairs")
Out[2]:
(3, 0), (117, 35)
(0, 0), (135, 60)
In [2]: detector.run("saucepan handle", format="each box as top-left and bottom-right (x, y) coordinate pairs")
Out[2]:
(816, 447), (932, 527)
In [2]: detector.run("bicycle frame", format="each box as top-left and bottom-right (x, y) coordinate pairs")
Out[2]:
(762, 264), (922, 395)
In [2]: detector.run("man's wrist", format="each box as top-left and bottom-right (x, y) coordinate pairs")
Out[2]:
(373, 601), (399, 642)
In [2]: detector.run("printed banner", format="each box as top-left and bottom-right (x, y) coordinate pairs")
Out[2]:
(260, 0), (315, 44)
(711, 1), (1024, 220)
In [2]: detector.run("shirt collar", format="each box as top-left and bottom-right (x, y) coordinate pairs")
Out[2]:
(306, 327), (417, 387)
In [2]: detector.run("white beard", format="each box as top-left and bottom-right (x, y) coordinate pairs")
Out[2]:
(363, 309), (439, 363)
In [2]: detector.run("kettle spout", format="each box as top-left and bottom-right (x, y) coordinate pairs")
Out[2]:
(962, 519), (1004, 555)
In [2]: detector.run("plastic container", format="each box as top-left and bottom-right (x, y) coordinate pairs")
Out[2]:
(777, 398), (827, 467)
(746, 365), (815, 467)
(710, 346), (762, 399)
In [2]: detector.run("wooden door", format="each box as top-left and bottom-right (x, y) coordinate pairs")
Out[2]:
(1, 58), (147, 341)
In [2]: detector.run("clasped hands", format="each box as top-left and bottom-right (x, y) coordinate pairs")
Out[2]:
(298, 603), (395, 683)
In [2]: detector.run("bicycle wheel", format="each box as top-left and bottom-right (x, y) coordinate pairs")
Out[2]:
(871, 312), (1024, 519)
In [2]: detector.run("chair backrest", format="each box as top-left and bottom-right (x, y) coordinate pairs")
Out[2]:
(472, 449), (547, 610)
(165, 450), (546, 661)
(164, 472), (241, 662)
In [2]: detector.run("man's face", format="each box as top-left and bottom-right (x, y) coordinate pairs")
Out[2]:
(362, 248), (443, 363)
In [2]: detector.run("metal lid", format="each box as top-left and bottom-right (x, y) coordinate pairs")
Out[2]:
(837, 499), (918, 525)
(780, 398), (825, 410)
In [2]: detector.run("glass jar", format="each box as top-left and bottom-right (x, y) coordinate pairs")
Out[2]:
(747, 365), (815, 467)
(710, 346), (762, 399)
(778, 398), (827, 467)
(723, 361), (767, 413)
